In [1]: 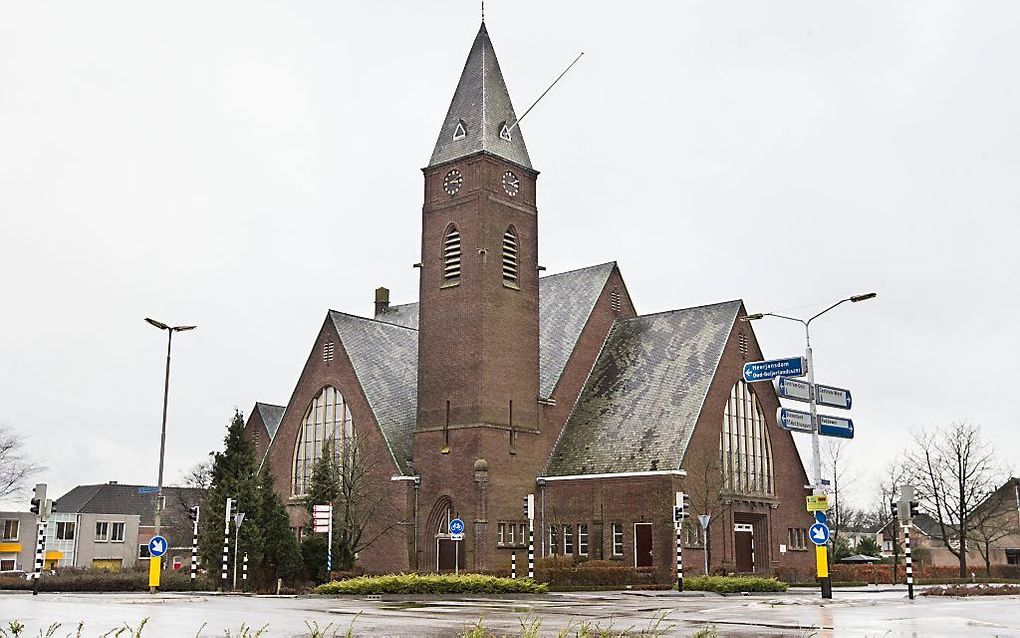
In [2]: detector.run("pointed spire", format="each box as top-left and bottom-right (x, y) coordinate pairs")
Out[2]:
(428, 23), (532, 170)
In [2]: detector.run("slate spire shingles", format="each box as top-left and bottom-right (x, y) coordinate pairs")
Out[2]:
(428, 22), (532, 169)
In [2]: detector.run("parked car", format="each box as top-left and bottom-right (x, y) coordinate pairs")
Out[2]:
(0, 569), (31, 580)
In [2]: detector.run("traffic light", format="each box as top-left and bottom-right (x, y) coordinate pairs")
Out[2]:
(188, 505), (200, 523)
(909, 501), (919, 518)
(30, 484), (46, 516)
(890, 500), (899, 519)
(674, 492), (691, 523)
(522, 494), (534, 520)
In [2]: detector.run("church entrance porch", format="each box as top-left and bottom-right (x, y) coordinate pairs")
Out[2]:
(734, 523), (754, 572)
(437, 537), (466, 572)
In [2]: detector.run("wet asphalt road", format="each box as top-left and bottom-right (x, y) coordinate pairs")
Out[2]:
(1, 586), (1018, 637)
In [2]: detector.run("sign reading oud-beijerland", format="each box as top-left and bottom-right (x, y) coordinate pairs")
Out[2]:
(743, 357), (807, 383)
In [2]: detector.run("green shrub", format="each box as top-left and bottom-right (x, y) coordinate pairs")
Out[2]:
(0, 569), (217, 592)
(315, 573), (547, 595)
(681, 575), (788, 593)
(535, 556), (658, 588)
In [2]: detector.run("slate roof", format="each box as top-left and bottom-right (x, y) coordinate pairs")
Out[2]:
(544, 301), (742, 477)
(329, 311), (418, 474)
(429, 22), (532, 169)
(55, 483), (206, 527)
(537, 263), (615, 397)
(254, 402), (286, 441)
(374, 302), (419, 330)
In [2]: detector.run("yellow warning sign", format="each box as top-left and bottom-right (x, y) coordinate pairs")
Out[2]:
(806, 495), (829, 512)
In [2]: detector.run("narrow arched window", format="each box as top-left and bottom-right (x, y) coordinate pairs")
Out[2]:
(292, 386), (355, 495)
(443, 225), (461, 281)
(719, 380), (774, 496)
(502, 226), (518, 284)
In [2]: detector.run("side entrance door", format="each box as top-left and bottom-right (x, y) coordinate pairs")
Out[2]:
(437, 538), (465, 572)
(634, 523), (653, 567)
(734, 523), (754, 572)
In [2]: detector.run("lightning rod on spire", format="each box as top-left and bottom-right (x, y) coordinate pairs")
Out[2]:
(505, 52), (585, 135)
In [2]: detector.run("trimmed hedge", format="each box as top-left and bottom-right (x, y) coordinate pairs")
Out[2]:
(922, 583), (1020, 597)
(315, 573), (547, 595)
(682, 575), (788, 593)
(0, 569), (217, 592)
(535, 556), (658, 588)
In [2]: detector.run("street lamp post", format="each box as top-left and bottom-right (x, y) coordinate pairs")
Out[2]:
(145, 317), (196, 593)
(744, 292), (875, 599)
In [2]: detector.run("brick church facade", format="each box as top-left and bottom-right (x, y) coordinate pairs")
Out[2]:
(245, 21), (815, 580)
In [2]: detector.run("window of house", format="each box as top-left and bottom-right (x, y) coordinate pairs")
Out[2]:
(578, 524), (589, 556)
(1006, 549), (1020, 565)
(292, 386), (355, 495)
(443, 225), (461, 281)
(2, 519), (18, 541)
(111, 522), (125, 543)
(519, 523), (527, 547)
(56, 522), (75, 541)
(502, 226), (518, 284)
(549, 525), (559, 555)
(0, 556), (15, 571)
(138, 544), (151, 559)
(612, 523), (624, 556)
(684, 520), (702, 547)
(507, 522), (515, 546)
(95, 522), (109, 542)
(563, 525), (573, 555)
(883, 540), (893, 552)
(497, 523), (505, 546)
(720, 380), (775, 495)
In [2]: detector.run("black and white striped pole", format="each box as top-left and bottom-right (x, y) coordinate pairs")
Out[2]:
(221, 497), (233, 587)
(511, 551), (517, 579)
(526, 493), (535, 579)
(242, 552), (248, 590)
(188, 505), (200, 585)
(29, 484), (49, 597)
(674, 491), (687, 592)
(900, 485), (915, 600)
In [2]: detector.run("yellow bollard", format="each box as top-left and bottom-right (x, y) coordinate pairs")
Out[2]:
(149, 556), (161, 589)
(815, 545), (829, 579)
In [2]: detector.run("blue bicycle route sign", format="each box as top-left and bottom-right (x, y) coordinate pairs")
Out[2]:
(449, 518), (465, 535)
(742, 357), (807, 383)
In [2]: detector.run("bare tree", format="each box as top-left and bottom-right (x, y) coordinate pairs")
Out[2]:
(177, 454), (215, 489)
(969, 480), (1020, 574)
(903, 422), (1000, 577)
(0, 423), (42, 499)
(682, 446), (727, 573)
(824, 439), (862, 543)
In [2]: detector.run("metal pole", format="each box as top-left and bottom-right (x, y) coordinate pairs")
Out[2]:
(221, 500), (230, 587)
(190, 515), (199, 585)
(242, 552), (248, 590)
(511, 551), (517, 579)
(904, 523), (914, 599)
(703, 528), (709, 576)
(528, 518), (535, 579)
(676, 523), (683, 591)
(327, 504), (333, 577)
(32, 519), (46, 596)
(455, 540), (459, 575)
(233, 519), (241, 591)
(151, 329), (172, 594)
(806, 332), (833, 600)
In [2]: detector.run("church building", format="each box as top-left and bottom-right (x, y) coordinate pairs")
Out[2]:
(245, 20), (816, 580)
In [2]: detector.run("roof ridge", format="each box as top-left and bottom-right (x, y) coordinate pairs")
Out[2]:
(627, 299), (742, 321)
(329, 309), (419, 332)
(539, 261), (617, 280)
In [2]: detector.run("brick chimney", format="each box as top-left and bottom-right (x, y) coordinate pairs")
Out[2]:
(374, 287), (390, 317)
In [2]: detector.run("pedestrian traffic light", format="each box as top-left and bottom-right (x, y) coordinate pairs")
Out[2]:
(909, 501), (919, 518)
(522, 494), (534, 520)
(188, 505), (200, 522)
(890, 500), (899, 519)
(30, 498), (41, 516)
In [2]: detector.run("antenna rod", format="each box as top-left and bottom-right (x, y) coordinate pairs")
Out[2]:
(505, 52), (584, 134)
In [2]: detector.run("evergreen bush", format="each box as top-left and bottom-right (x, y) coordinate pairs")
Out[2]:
(315, 573), (547, 595)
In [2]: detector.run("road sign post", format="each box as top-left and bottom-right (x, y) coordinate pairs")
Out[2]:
(313, 504), (334, 576)
(697, 514), (711, 576)
(449, 518), (465, 575)
(148, 535), (168, 590)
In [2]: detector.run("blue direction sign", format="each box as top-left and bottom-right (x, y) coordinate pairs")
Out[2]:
(809, 523), (830, 546)
(816, 384), (852, 410)
(818, 415), (854, 439)
(743, 357), (806, 383)
(778, 407), (814, 433)
(449, 518), (465, 535)
(148, 535), (169, 557)
(814, 511), (828, 526)
(137, 486), (159, 495)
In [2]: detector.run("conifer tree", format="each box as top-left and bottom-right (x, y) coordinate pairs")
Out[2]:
(254, 460), (301, 585)
(199, 410), (263, 587)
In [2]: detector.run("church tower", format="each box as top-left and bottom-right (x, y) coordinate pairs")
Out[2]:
(416, 22), (540, 440)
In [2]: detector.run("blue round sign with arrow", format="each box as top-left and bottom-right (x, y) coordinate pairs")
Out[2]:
(148, 535), (169, 558)
(449, 518), (465, 535)
(809, 523), (830, 546)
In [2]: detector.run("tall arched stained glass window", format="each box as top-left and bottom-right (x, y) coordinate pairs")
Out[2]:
(720, 380), (774, 496)
(292, 386), (354, 495)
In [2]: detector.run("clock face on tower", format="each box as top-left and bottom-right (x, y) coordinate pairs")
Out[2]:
(502, 170), (520, 197)
(443, 169), (463, 195)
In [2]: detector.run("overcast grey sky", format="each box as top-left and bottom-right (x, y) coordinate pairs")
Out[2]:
(2, 1), (1017, 510)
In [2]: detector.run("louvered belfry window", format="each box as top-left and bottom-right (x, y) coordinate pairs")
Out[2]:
(502, 226), (518, 283)
(443, 225), (461, 281)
